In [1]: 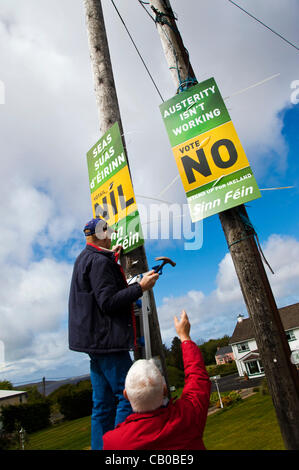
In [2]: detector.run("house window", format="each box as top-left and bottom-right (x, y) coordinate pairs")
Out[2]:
(246, 361), (260, 375)
(245, 360), (264, 376)
(237, 342), (250, 353)
(286, 330), (296, 342)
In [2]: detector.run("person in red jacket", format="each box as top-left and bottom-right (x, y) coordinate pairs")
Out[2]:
(103, 310), (211, 450)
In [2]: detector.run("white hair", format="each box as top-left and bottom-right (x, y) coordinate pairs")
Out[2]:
(125, 359), (165, 413)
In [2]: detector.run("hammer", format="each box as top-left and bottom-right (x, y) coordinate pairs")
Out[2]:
(152, 256), (176, 275)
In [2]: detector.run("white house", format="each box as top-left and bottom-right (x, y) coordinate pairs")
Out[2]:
(0, 390), (27, 408)
(0, 390), (27, 431)
(229, 303), (299, 379)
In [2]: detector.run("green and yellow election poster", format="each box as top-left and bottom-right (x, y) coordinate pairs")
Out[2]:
(160, 77), (261, 222)
(86, 122), (144, 253)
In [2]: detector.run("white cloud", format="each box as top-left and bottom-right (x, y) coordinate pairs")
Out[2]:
(0, 0), (298, 383)
(2, 329), (90, 383)
(0, 0), (297, 218)
(263, 234), (299, 299)
(1, 232), (299, 383)
(216, 253), (242, 304)
(0, 258), (72, 362)
(0, 181), (54, 264)
(157, 234), (299, 345)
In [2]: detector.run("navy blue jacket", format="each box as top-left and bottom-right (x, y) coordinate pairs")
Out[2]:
(68, 244), (143, 354)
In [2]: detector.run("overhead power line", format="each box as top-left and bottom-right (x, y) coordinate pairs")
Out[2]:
(110, 0), (164, 101)
(137, 0), (156, 23)
(223, 73), (280, 100)
(227, 0), (299, 52)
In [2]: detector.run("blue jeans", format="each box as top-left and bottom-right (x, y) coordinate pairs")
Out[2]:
(89, 351), (133, 450)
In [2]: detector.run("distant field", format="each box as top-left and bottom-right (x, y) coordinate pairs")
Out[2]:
(23, 393), (284, 451)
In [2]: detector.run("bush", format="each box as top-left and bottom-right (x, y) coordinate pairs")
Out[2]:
(166, 366), (184, 390)
(206, 362), (237, 378)
(57, 389), (92, 420)
(216, 396), (233, 408)
(48, 383), (76, 404)
(209, 391), (222, 407)
(75, 379), (92, 392)
(48, 380), (92, 404)
(0, 380), (13, 390)
(227, 391), (242, 403)
(0, 431), (19, 450)
(24, 386), (44, 404)
(210, 390), (242, 408)
(1, 401), (51, 434)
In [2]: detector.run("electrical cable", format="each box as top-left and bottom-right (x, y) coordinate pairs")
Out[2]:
(227, 0), (299, 52)
(110, 0), (164, 102)
(12, 375), (89, 386)
(137, 0), (156, 23)
(137, 1), (195, 93)
(223, 73), (280, 101)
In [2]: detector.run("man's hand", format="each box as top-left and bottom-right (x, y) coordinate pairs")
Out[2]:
(112, 244), (123, 255)
(139, 270), (159, 292)
(174, 310), (191, 342)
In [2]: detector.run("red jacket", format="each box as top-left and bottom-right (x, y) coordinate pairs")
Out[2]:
(103, 341), (211, 450)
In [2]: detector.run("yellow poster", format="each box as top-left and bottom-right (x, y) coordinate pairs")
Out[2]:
(172, 121), (250, 194)
(91, 164), (138, 226)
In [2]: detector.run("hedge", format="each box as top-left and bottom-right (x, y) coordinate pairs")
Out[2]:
(1, 401), (51, 433)
(57, 389), (92, 420)
(209, 390), (242, 408)
(48, 379), (92, 404)
(206, 361), (237, 377)
(166, 365), (185, 390)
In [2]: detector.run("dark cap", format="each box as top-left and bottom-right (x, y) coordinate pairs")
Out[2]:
(83, 218), (104, 236)
(83, 218), (115, 238)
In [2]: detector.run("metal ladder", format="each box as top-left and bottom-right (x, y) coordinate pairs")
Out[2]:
(132, 274), (152, 360)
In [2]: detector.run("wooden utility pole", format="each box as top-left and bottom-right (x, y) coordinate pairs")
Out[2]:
(83, 0), (168, 386)
(150, 0), (299, 449)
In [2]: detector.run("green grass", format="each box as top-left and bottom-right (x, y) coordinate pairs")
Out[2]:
(203, 393), (285, 450)
(25, 416), (91, 450)
(22, 393), (285, 450)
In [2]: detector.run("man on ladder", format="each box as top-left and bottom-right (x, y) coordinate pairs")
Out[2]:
(68, 217), (159, 450)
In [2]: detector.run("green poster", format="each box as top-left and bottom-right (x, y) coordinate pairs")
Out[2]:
(160, 77), (261, 222)
(160, 77), (231, 147)
(187, 167), (260, 221)
(86, 122), (144, 254)
(86, 122), (128, 194)
(110, 210), (144, 253)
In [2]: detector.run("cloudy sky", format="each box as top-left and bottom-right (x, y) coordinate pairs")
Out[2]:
(0, 0), (298, 385)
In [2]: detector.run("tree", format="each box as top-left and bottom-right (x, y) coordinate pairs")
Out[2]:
(57, 389), (92, 420)
(168, 336), (184, 370)
(0, 380), (13, 390)
(1, 402), (51, 433)
(199, 335), (231, 365)
(24, 386), (44, 404)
